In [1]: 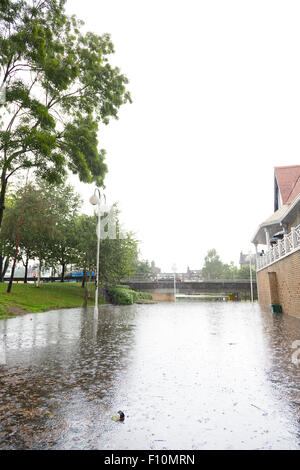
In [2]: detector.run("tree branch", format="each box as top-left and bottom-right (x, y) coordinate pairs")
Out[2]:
(1, 57), (13, 88)
(48, 84), (89, 108)
(5, 164), (27, 181)
(6, 148), (29, 167)
(6, 77), (38, 132)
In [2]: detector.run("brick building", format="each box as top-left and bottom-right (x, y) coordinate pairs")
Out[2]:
(252, 165), (300, 318)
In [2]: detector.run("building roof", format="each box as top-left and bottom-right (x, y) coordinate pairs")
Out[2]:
(262, 204), (289, 225)
(252, 192), (300, 245)
(239, 252), (256, 266)
(275, 165), (300, 205)
(252, 165), (300, 246)
(287, 175), (300, 204)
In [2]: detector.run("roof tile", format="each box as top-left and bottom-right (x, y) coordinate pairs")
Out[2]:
(275, 165), (300, 205)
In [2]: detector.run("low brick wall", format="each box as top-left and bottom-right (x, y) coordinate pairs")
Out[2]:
(131, 286), (175, 302)
(257, 249), (300, 318)
(150, 292), (175, 302)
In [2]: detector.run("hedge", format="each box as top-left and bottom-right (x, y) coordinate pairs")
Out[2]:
(106, 285), (152, 305)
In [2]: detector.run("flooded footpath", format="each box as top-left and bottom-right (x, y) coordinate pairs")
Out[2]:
(0, 302), (299, 450)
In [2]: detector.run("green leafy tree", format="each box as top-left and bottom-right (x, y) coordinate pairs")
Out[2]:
(74, 213), (97, 282)
(236, 265), (256, 280)
(75, 210), (138, 294)
(0, 194), (16, 281)
(36, 179), (82, 281)
(134, 259), (153, 277)
(100, 236), (138, 285)
(99, 205), (138, 284)
(201, 249), (225, 280)
(0, 0), (131, 229)
(1, 181), (57, 287)
(0, 178), (82, 288)
(220, 261), (238, 280)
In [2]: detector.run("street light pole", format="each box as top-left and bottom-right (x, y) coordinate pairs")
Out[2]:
(249, 251), (254, 303)
(173, 273), (176, 302)
(89, 188), (103, 318)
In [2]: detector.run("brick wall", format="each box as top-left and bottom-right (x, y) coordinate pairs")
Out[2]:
(257, 248), (300, 318)
(150, 292), (175, 302)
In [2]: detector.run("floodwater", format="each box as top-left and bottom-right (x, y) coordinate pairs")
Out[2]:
(0, 302), (299, 450)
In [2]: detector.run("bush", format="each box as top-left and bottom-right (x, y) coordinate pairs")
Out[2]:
(106, 286), (152, 305)
(106, 286), (134, 305)
(133, 291), (153, 301)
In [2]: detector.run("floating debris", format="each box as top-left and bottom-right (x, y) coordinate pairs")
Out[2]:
(112, 410), (125, 421)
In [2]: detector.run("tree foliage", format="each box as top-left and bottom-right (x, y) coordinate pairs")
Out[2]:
(0, 178), (82, 284)
(135, 259), (152, 275)
(0, 0), (131, 228)
(75, 209), (139, 286)
(201, 249), (224, 280)
(237, 265), (256, 280)
(0, 180), (140, 290)
(201, 249), (256, 280)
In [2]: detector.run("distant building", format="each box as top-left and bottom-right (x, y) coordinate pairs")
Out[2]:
(186, 266), (202, 281)
(151, 261), (161, 275)
(239, 252), (256, 268)
(252, 165), (300, 318)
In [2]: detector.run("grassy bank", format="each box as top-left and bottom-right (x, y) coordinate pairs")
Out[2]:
(0, 282), (105, 319)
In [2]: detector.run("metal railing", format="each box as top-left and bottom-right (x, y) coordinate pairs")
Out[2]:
(257, 223), (300, 271)
(121, 275), (257, 284)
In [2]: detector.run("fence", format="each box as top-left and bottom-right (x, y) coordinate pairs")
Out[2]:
(257, 223), (300, 271)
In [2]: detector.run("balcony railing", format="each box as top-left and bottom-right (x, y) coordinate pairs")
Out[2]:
(257, 223), (300, 271)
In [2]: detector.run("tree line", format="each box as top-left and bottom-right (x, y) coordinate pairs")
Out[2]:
(0, 178), (139, 289)
(201, 249), (256, 280)
(0, 0), (136, 295)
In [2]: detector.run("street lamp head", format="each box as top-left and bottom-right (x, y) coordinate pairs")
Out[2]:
(89, 194), (99, 206)
(89, 187), (102, 206)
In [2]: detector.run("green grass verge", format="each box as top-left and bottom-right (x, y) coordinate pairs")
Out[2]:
(0, 282), (106, 319)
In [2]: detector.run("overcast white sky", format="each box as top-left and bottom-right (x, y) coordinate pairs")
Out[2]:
(66, 0), (300, 272)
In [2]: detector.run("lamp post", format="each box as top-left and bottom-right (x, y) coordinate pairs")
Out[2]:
(172, 264), (177, 303)
(89, 188), (104, 318)
(173, 273), (176, 302)
(249, 251), (254, 303)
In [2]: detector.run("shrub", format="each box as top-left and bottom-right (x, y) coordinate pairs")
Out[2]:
(106, 286), (152, 305)
(134, 291), (153, 301)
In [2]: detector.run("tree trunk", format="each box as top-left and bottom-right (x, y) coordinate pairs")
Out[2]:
(60, 263), (65, 282)
(6, 169), (29, 293)
(0, 171), (7, 232)
(7, 252), (18, 293)
(36, 258), (41, 288)
(24, 256), (29, 284)
(83, 271), (92, 307)
(81, 270), (86, 288)
(7, 229), (22, 294)
(0, 256), (9, 282)
(2, 257), (9, 281)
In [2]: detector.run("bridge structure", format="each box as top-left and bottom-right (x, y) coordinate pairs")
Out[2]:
(121, 278), (258, 302)
(2, 275), (257, 302)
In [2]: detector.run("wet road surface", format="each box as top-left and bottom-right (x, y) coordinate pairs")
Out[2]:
(0, 302), (299, 449)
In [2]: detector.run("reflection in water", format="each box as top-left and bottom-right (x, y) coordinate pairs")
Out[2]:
(0, 302), (299, 450)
